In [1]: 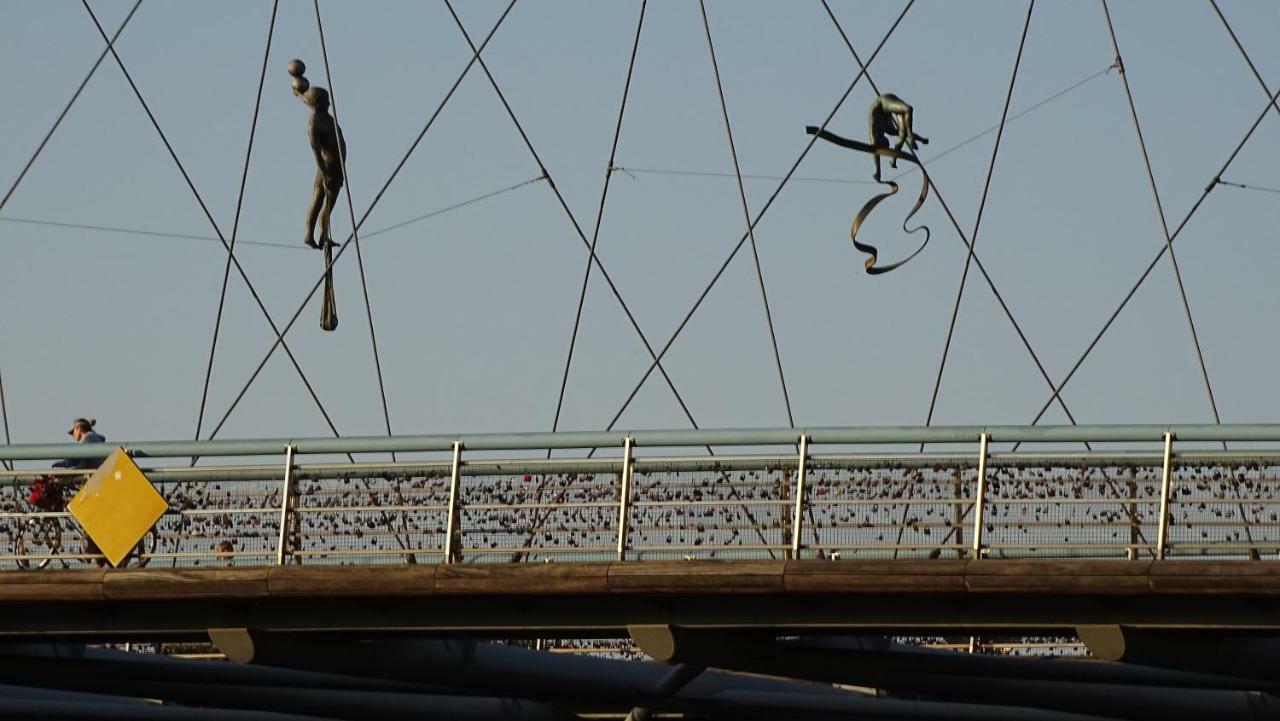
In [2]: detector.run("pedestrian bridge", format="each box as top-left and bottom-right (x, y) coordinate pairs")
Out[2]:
(1, 423), (1278, 637)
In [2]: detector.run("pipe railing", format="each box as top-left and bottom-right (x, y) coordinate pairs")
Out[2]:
(0, 424), (1277, 568)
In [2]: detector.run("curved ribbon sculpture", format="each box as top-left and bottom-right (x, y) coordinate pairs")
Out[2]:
(321, 243), (338, 332)
(805, 126), (931, 275)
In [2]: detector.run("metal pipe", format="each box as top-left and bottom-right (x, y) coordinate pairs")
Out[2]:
(275, 445), (295, 566)
(9, 423), (1280, 462)
(789, 434), (809, 558)
(444, 441), (463, 564)
(1157, 432), (1173, 560)
(617, 437), (634, 561)
(971, 433), (989, 556)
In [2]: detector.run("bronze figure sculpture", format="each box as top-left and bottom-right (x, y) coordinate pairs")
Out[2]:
(288, 58), (341, 330)
(806, 93), (932, 275)
(867, 93), (928, 182)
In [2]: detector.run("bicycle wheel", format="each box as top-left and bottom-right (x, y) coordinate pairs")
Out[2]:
(131, 528), (159, 568)
(14, 517), (63, 570)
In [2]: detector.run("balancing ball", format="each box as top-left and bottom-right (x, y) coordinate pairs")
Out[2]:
(292, 76), (310, 94)
(286, 58), (306, 77)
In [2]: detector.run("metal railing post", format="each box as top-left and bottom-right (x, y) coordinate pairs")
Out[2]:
(616, 437), (634, 561)
(275, 444), (295, 566)
(971, 433), (990, 557)
(1156, 432), (1173, 560)
(790, 434), (809, 559)
(444, 441), (463, 564)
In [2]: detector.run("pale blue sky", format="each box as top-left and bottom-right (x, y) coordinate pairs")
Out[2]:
(1, 1), (1278, 446)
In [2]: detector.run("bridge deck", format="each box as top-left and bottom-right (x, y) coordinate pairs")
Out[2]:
(2, 560), (1279, 639)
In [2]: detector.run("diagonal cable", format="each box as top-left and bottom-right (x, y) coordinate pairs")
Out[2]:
(443, 0), (712, 435)
(547, 0), (648, 450)
(313, 0), (397, 459)
(0, 1), (141, 215)
(700, 0), (795, 428)
(81, 0), (347, 446)
(202, 0), (519, 442)
(921, 0), (1034, 439)
(596, 0), (916, 435)
(193, 0), (279, 444)
(1022, 85), (1280, 430)
(442, 1), (779, 559)
(1102, 0), (1224, 435)
(0, 364), (11, 471)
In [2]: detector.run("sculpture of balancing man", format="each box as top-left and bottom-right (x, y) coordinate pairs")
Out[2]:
(288, 59), (346, 250)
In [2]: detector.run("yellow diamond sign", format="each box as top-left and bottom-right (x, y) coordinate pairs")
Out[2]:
(68, 447), (167, 567)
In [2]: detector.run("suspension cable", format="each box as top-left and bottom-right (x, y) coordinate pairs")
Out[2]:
(1023, 85), (1280, 432)
(597, 0), (916, 435)
(80, 1), (348, 447)
(314, 0), (397, 458)
(202, 0), (520, 442)
(0, 364), (11, 471)
(0, 1), (141, 215)
(1102, 1), (1224, 437)
(0, 177), (542, 251)
(923, 0), (1035, 440)
(548, 0), (648, 449)
(193, 0), (279, 445)
(700, 0), (795, 428)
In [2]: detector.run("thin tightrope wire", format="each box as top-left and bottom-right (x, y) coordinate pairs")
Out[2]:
(203, 0), (519, 442)
(1217, 180), (1280, 195)
(612, 61), (1114, 189)
(314, 0), (396, 460)
(1210, 0), (1280, 124)
(0, 177), (542, 251)
(1023, 84), (1280, 433)
(79, 1), (347, 450)
(442, 0), (706, 440)
(1102, 1), (1224, 437)
(922, 0), (1034, 442)
(0, 365), (11, 471)
(548, 0), (648, 454)
(597, 0), (916, 437)
(194, 0), (279, 447)
(700, 0), (794, 428)
(0, 1), (141, 215)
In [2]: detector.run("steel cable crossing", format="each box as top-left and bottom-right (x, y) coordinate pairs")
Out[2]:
(592, 0), (917, 437)
(193, 0), (280, 446)
(0, 3), (140, 473)
(547, 0), (649, 446)
(896, 0), (1034, 558)
(921, 0), (1035, 440)
(313, 0), (397, 458)
(440, 2), (778, 559)
(1018, 55), (1280, 433)
(700, 0), (795, 428)
(79, 1), (350, 451)
(201, 0), (520, 443)
(824, 1), (1167, 558)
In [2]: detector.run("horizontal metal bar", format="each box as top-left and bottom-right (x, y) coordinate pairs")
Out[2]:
(9, 423), (1280, 462)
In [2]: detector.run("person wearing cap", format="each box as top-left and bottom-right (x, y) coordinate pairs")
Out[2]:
(52, 418), (105, 469)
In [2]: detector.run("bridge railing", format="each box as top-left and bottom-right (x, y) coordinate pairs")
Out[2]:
(0, 424), (1278, 568)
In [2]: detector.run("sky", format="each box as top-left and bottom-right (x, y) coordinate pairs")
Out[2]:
(1, 0), (1279, 448)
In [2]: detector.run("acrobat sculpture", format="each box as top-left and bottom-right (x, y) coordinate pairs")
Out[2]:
(288, 58), (347, 251)
(288, 58), (342, 331)
(867, 93), (928, 182)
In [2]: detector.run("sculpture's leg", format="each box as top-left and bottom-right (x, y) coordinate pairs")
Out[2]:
(318, 188), (336, 248)
(872, 135), (888, 180)
(305, 173), (324, 249)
